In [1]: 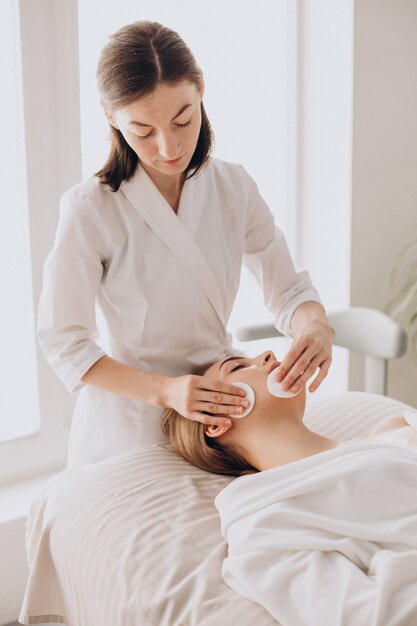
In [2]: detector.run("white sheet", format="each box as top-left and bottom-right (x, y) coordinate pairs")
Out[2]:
(216, 417), (417, 626)
(18, 392), (417, 626)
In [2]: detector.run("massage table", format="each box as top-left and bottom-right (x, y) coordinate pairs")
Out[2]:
(18, 307), (415, 626)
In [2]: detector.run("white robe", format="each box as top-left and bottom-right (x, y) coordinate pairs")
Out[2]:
(37, 157), (322, 468)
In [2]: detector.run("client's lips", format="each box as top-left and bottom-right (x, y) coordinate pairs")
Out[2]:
(267, 360), (281, 375)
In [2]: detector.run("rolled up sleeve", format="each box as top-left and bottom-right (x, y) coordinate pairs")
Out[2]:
(239, 165), (323, 337)
(37, 189), (108, 392)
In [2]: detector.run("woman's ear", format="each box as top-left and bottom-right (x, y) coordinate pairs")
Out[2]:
(204, 422), (232, 439)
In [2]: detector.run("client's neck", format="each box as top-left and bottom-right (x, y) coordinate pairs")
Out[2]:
(240, 412), (339, 471)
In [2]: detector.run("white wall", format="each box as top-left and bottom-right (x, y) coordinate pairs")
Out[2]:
(350, 0), (417, 406)
(296, 0), (354, 398)
(297, 0), (417, 406)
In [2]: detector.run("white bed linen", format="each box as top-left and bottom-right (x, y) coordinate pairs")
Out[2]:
(216, 420), (417, 626)
(18, 392), (416, 626)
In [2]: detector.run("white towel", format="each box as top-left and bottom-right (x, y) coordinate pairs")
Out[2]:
(215, 442), (417, 626)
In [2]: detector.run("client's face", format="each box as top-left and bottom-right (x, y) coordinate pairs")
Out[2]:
(203, 350), (307, 442)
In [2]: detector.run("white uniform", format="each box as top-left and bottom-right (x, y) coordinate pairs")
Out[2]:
(37, 157), (322, 468)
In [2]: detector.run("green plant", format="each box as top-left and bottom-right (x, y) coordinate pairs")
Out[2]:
(383, 235), (417, 359)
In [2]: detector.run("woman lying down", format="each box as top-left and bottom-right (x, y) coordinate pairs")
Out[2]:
(161, 350), (417, 626)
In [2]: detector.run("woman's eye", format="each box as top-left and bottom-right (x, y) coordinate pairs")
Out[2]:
(231, 364), (245, 371)
(136, 133), (153, 141)
(176, 120), (192, 128)
(136, 120), (191, 141)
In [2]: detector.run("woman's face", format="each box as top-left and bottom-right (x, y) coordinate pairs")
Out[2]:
(203, 350), (307, 439)
(106, 80), (204, 181)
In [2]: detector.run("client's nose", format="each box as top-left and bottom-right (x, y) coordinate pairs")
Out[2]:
(258, 350), (278, 365)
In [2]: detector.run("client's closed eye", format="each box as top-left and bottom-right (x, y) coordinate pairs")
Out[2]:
(231, 364), (245, 371)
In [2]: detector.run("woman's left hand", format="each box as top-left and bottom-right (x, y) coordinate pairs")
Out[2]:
(274, 320), (335, 393)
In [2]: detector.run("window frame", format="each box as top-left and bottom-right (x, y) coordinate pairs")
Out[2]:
(0, 0), (81, 485)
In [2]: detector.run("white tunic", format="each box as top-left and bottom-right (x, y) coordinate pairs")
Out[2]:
(37, 157), (322, 468)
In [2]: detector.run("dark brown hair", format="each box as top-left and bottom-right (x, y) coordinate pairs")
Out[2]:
(94, 20), (214, 192)
(160, 361), (259, 477)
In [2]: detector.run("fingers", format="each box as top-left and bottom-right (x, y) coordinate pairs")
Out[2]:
(197, 378), (249, 412)
(207, 392), (247, 406)
(206, 378), (247, 399)
(190, 412), (234, 427)
(201, 388), (249, 407)
(275, 336), (312, 383)
(283, 354), (331, 393)
(194, 400), (248, 417)
(279, 347), (333, 392)
(308, 359), (331, 392)
(276, 331), (334, 392)
(174, 375), (249, 427)
(276, 344), (318, 389)
(284, 354), (322, 392)
(181, 377), (250, 426)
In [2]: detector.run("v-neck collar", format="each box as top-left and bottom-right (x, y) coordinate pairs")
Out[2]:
(119, 162), (226, 325)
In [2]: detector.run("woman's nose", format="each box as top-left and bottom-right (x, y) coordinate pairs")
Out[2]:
(157, 133), (180, 160)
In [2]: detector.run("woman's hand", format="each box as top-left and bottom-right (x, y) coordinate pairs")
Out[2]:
(164, 374), (249, 426)
(275, 320), (335, 393)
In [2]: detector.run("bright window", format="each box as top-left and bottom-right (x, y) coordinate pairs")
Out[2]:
(0, 0), (40, 443)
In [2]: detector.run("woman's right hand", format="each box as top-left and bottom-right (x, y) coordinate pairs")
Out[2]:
(164, 374), (249, 426)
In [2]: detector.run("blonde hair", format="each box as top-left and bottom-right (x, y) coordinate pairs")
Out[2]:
(160, 361), (258, 476)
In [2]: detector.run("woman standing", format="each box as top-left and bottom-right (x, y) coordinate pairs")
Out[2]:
(37, 20), (335, 469)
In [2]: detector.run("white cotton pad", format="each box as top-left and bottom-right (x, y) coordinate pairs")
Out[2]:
(232, 382), (255, 418)
(403, 410), (417, 430)
(267, 366), (301, 398)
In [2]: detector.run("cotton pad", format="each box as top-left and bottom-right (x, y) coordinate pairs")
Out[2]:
(232, 382), (255, 418)
(403, 410), (417, 430)
(267, 366), (301, 398)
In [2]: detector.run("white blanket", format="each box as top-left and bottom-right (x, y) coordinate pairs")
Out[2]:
(215, 442), (417, 626)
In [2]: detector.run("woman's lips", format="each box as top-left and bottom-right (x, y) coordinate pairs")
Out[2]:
(163, 155), (183, 165)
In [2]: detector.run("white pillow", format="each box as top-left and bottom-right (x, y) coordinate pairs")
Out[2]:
(305, 391), (414, 440)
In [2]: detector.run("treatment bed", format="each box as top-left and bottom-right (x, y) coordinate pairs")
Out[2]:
(18, 307), (416, 626)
